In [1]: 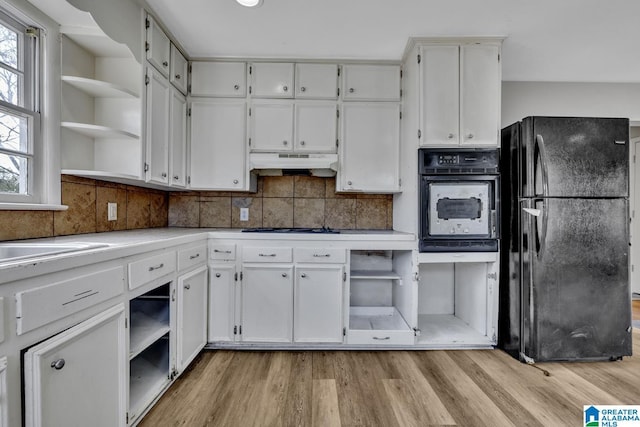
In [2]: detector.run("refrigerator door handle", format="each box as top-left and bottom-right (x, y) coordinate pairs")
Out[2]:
(524, 203), (547, 259)
(534, 135), (549, 198)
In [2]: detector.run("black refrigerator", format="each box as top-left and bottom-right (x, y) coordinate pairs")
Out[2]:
(499, 116), (632, 362)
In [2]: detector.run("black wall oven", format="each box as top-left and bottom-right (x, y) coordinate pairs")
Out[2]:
(419, 148), (500, 252)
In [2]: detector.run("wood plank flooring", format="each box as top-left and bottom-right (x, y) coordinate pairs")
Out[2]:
(633, 299), (640, 320)
(140, 330), (640, 427)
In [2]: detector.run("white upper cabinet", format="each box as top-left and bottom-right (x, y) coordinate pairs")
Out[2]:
(250, 100), (294, 152)
(169, 89), (187, 187)
(419, 42), (501, 147)
(295, 63), (338, 99)
(145, 66), (171, 185)
(189, 99), (248, 190)
(170, 44), (188, 95)
(460, 44), (501, 146)
(339, 103), (401, 193)
(342, 64), (401, 101)
(251, 62), (294, 98)
(145, 15), (171, 78)
(190, 62), (247, 97)
(294, 101), (338, 153)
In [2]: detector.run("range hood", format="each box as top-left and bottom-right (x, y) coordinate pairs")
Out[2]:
(249, 153), (338, 177)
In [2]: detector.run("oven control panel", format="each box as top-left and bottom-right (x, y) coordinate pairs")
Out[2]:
(419, 148), (499, 174)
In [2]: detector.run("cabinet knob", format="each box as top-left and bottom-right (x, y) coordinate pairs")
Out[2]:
(184, 284), (191, 290)
(467, 133), (474, 139)
(301, 273), (306, 278)
(300, 141), (305, 146)
(161, 172), (167, 178)
(215, 273), (221, 278)
(282, 273), (288, 278)
(300, 86), (306, 92)
(233, 179), (239, 184)
(162, 61), (169, 67)
(51, 359), (65, 370)
(283, 141), (288, 146)
(349, 88), (355, 93)
(234, 84), (240, 90)
(173, 175), (179, 180)
(175, 74), (181, 80)
(282, 85), (288, 92)
(448, 133), (455, 139)
(347, 180), (352, 186)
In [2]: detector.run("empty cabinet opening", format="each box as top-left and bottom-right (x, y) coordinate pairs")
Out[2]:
(416, 262), (495, 346)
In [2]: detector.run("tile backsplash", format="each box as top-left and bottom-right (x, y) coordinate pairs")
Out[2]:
(0, 175), (392, 241)
(168, 176), (393, 230)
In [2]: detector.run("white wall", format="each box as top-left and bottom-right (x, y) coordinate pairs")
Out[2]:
(502, 82), (640, 127)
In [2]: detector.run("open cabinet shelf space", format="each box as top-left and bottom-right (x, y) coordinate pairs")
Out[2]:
(350, 270), (402, 280)
(62, 75), (139, 98)
(349, 306), (411, 331)
(61, 122), (140, 140)
(416, 314), (493, 347)
(129, 338), (170, 422)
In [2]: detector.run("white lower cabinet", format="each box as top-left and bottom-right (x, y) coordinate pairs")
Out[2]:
(23, 304), (127, 427)
(294, 265), (344, 343)
(209, 264), (237, 342)
(241, 265), (294, 342)
(176, 266), (208, 371)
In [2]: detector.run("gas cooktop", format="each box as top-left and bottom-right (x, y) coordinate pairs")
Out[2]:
(241, 227), (340, 234)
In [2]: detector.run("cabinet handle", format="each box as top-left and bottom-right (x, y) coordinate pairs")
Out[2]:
(373, 336), (391, 341)
(313, 254), (331, 258)
(234, 84), (240, 90)
(215, 273), (221, 278)
(300, 141), (305, 146)
(214, 249), (232, 254)
(349, 88), (355, 93)
(301, 273), (306, 278)
(448, 133), (455, 139)
(161, 172), (167, 178)
(282, 272), (288, 277)
(467, 133), (474, 139)
(300, 86), (306, 92)
(173, 175), (179, 180)
(233, 179), (239, 184)
(184, 284), (191, 290)
(283, 140), (288, 146)
(189, 253), (200, 260)
(175, 74), (181, 80)
(259, 253), (277, 257)
(282, 85), (288, 92)
(148, 263), (164, 272)
(51, 359), (66, 370)
(162, 61), (169, 67)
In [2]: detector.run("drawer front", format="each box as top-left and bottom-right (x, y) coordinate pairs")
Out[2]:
(295, 248), (346, 264)
(210, 244), (236, 261)
(178, 245), (207, 271)
(128, 251), (176, 290)
(16, 266), (125, 335)
(347, 329), (414, 345)
(242, 247), (292, 263)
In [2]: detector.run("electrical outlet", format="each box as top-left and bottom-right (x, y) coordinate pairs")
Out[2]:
(107, 203), (117, 221)
(240, 207), (249, 221)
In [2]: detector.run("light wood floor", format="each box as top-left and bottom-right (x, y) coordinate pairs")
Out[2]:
(141, 330), (640, 427)
(633, 299), (640, 320)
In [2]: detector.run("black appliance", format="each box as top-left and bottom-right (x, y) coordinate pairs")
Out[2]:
(419, 148), (500, 252)
(499, 116), (632, 362)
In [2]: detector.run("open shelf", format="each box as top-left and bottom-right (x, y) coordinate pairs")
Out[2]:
(416, 314), (493, 347)
(349, 306), (411, 331)
(61, 122), (139, 140)
(62, 75), (139, 98)
(129, 311), (170, 360)
(129, 337), (170, 420)
(350, 270), (402, 280)
(61, 169), (141, 181)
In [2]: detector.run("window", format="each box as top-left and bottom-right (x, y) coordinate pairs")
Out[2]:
(0, 8), (39, 203)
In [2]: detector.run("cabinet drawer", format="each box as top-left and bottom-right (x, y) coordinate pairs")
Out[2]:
(295, 248), (345, 264)
(128, 252), (176, 290)
(347, 329), (414, 345)
(178, 245), (207, 271)
(243, 247), (292, 263)
(210, 244), (236, 261)
(16, 266), (125, 335)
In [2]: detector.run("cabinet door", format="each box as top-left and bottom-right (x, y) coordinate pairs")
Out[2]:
(146, 15), (170, 77)
(169, 88), (187, 187)
(340, 103), (400, 192)
(242, 265), (293, 342)
(295, 63), (338, 99)
(189, 99), (247, 190)
(209, 264), (236, 342)
(342, 64), (400, 101)
(460, 44), (501, 146)
(23, 304), (126, 427)
(190, 62), (247, 97)
(177, 266), (208, 372)
(250, 100), (294, 152)
(294, 265), (344, 343)
(294, 101), (337, 153)
(145, 66), (171, 184)
(170, 44), (188, 95)
(251, 62), (294, 98)
(420, 45), (460, 146)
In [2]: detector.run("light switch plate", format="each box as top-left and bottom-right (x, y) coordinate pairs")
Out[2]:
(107, 203), (117, 221)
(240, 208), (249, 221)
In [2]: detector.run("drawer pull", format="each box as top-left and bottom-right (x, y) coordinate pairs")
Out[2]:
(373, 336), (391, 341)
(148, 263), (164, 272)
(313, 254), (331, 258)
(189, 253), (200, 260)
(214, 249), (232, 254)
(51, 359), (66, 370)
(259, 253), (277, 257)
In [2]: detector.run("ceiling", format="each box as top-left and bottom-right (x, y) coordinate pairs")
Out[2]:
(144, 0), (640, 83)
